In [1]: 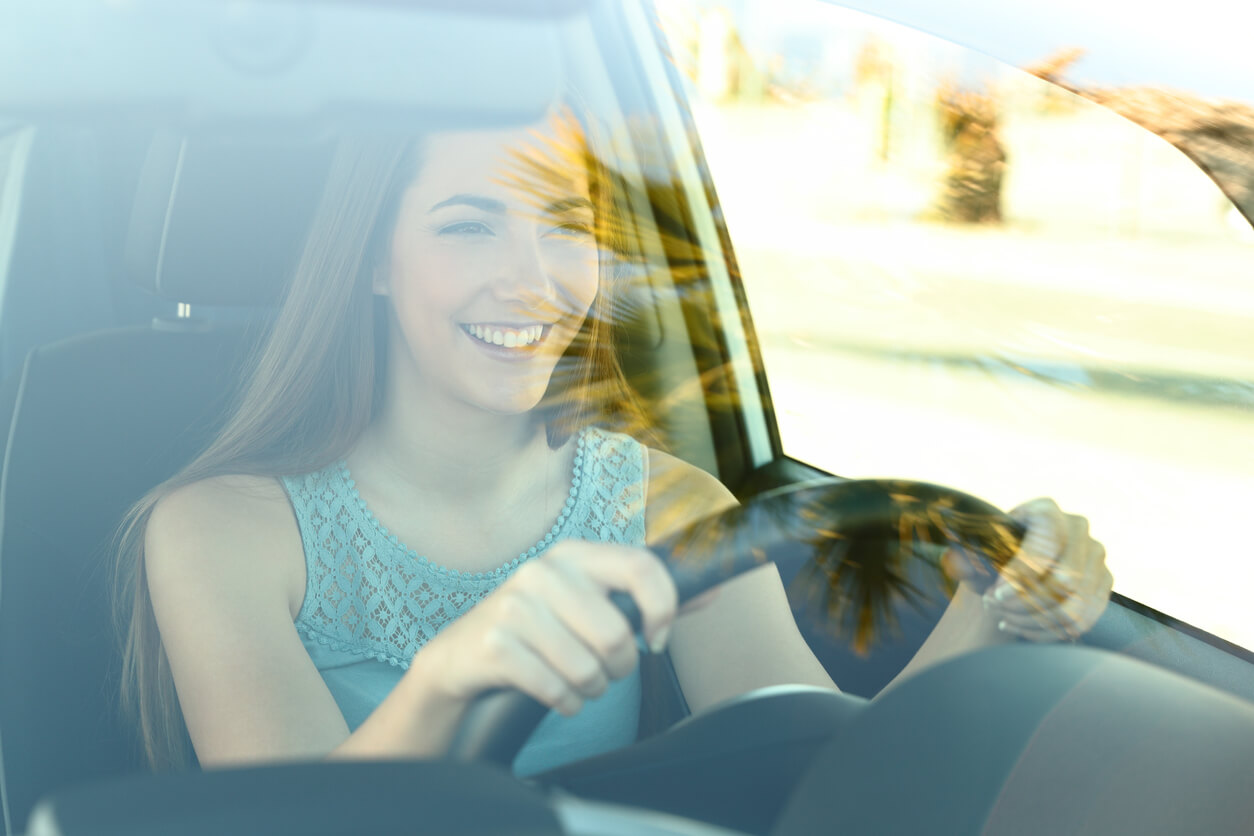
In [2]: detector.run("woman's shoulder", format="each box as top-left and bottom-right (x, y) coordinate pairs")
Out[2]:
(145, 474), (304, 615)
(150, 474), (292, 537)
(585, 427), (732, 506)
(644, 448), (738, 542)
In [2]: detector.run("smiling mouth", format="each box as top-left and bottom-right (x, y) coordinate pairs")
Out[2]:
(460, 323), (550, 349)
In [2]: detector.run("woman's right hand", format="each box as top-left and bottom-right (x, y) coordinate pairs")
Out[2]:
(411, 541), (678, 719)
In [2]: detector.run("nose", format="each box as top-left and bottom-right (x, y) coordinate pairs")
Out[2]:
(490, 231), (556, 311)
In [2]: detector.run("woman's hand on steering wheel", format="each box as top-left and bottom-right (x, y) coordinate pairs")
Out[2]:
(416, 542), (678, 720)
(980, 498), (1114, 642)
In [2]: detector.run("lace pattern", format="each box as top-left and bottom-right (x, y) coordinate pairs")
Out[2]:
(284, 426), (647, 669)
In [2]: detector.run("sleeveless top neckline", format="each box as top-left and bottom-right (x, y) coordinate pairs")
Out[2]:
(334, 425), (591, 581)
(283, 425), (648, 670)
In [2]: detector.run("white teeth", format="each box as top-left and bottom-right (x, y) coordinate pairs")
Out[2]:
(464, 324), (545, 349)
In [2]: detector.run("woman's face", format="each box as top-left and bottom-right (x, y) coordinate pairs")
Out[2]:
(377, 115), (600, 418)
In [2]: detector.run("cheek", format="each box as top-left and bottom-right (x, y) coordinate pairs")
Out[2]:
(391, 246), (485, 317)
(551, 249), (600, 314)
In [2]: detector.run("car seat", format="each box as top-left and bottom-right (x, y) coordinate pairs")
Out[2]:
(0, 126), (169, 382)
(0, 132), (327, 834)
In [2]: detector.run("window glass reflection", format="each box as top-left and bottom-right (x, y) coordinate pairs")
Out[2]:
(659, 0), (1254, 648)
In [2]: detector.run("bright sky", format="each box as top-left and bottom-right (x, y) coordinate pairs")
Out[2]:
(680, 0), (1254, 102)
(828, 0), (1254, 101)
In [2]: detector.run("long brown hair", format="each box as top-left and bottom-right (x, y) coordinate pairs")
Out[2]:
(114, 112), (653, 770)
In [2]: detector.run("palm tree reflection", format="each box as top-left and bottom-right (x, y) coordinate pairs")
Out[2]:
(658, 478), (1023, 655)
(495, 112), (1026, 657)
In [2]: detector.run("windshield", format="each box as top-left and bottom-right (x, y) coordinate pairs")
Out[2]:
(1, 2), (1251, 835)
(658, 0), (1254, 650)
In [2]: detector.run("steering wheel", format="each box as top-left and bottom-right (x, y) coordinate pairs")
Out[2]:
(446, 477), (1026, 766)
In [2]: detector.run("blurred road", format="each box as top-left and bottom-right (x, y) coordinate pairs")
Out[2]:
(696, 102), (1254, 648)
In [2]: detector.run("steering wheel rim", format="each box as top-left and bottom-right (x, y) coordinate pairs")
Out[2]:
(446, 477), (1026, 767)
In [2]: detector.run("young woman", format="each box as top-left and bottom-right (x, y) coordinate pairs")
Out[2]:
(115, 108), (1113, 776)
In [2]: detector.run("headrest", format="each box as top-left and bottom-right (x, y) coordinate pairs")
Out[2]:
(124, 133), (335, 307)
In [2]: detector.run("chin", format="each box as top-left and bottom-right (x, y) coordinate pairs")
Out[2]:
(474, 387), (549, 417)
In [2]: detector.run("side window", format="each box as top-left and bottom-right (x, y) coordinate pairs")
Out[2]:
(659, 3), (1254, 648)
(0, 125), (34, 378)
(0, 126), (34, 320)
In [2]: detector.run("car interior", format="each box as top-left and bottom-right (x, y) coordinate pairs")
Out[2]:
(2, 2), (1254, 835)
(0, 109), (767, 833)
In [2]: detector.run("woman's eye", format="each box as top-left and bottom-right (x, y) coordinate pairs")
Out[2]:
(548, 222), (594, 239)
(439, 221), (494, 237)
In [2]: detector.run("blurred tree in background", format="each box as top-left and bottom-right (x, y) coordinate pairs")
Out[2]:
(1030, 48), (1254, 227)
(936, 81), (1006, 223)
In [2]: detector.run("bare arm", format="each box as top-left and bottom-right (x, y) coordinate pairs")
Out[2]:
(645, 450), (838, 715)
(876, 581), (1007, 695)
(145, 477), (474, 766)
(646, 457), (1109, 706)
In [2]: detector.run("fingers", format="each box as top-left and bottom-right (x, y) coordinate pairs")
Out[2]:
(508, 558), (639, 680)
(989, 532), (1099, 618)
(545, 542), (679, 653)
(479, 626), (587, 716)
(457, 542), (677, 716)
(988, 499), (1114, 642)
(996, 499), (1071, 596)
(509, 594), (614, 703)
(994, 585), (1112, 641)
(995, 574), (1111, 641)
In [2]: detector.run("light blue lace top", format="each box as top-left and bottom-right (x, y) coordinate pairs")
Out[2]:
(280, 426), (648, 776)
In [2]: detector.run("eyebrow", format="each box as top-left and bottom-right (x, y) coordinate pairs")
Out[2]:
(429, 194), (507, 214)
(428, 194), (594, 216)
(545, 196), (595, 215)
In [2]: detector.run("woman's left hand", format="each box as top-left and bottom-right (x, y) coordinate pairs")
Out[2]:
(983, 498), (1115, 642)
